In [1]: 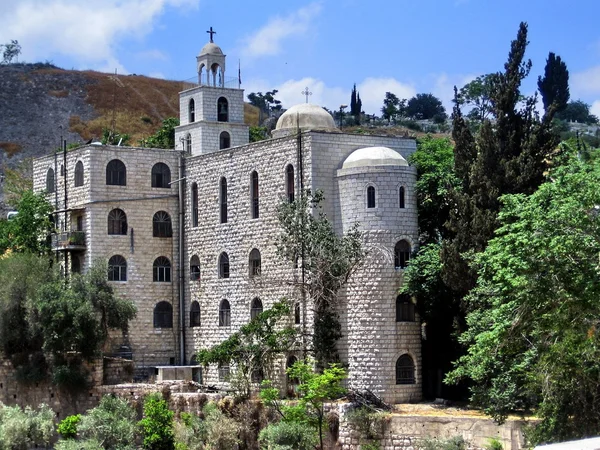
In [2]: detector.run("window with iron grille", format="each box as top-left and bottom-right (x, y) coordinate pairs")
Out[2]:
(74, 161), (84, 187)
(154, 301), (173, 328)
(249, 248), (261, 277)
(250, 171), (259, 218)
(151, 162), (171, 188)
(219, 299), (231, 326)
(190, 255), (200, 281)
(153, 211), (172, 237)
(396, 294), (415, 322)
(218, 252), (230, 279)
(250, 298), (263, 321)
(395, 355), (415, 384)
(286, 164), (295, 203)
(106, 159), (126, 186)
(190, 301), (200, 327)
(108, 209), (127, 235)
(153, 256), (171, 282)
(394, 240), (411, 269)
(108, 255), (127, 281)
(46, 168), (55, 193)
(220, 177), (227, 223)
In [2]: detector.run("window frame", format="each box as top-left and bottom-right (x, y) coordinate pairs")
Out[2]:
(108, 208), (128, 235)
(396, 294), (415, 322)
(250, 298), (263, 321)
(399, 186), (406, 209)
(151, 162), (171, 189)
(153, 301), (173, 328)
(217, 96), (229, 122)
(219, 177), (228, 224)
(153, 211), (173, 238)
(285, 164), (295, 203)
(106, 159), (126, 186)
(219, 299), (231, 326)
(153, 256), (172, 282)
(249, 248), (261, 278)
(190, 255), (200, 281)
(74, 161), (84, 187)
(189, 98), (195, 123)
(190, 301), (200, 327)
(108, 255), (127, 281)
(46, 168), (55, 193)
(219, 131), (231, 149)
(218, 252), (230, 279)
(394, 240), (411, 269)
(191, 183), (198, 227)
(367, 185), (376, 209)
(395, 354), (416, 385)
(250, 171), (259, 219)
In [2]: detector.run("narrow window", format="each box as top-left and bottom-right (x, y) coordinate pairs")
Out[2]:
(191, 183), (198, 227)
(151, 163), (171, 188)
(108, 209), (127, 235)
(250, 298), (263, 321)
(294, 303), (301, 324)
(106, 159), (126, 186)
(153, 256), (172, 282)
(286, 164), (295, 203)
(249, 248), (261, 277)
(287, 355), (299, 385)
(367, 185), (376, 209)
(220, 177), (228, 224)
(154, 301), (173, 328)
(219, 131), (231, 149)
(186, 133), (192, 153)
(190, 255), (200, 281)
(218, 364), (230, 381)
(218, 252), (230, 279)
(71, 256), (81, 274)
(396, 294), (415, 322)
(250, 171), (259, 219)
(153, 211), (172, 237)
(399, 186), (406, 209)
(108, 255), (127, 281)
(46, 168), (55, 193)
(190, 301), (200, 327)
(74, 161), (84, 187)
(189, 98), (195, 123)
(219, 299), (231, 326)
(396, 355), (415, 384)
(217, 97), (229, 122)
(394, 240), (411, 269)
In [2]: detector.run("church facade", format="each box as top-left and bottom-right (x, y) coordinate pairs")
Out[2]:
(32, 37), (422, 403)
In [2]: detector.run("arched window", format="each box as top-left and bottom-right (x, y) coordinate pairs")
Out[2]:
(190, 255), (200, 281)
(74, 161), (84, 187)
(249, 248), (261, 277)
(106, 159), (126, 186)
(46, 168), (55, 193)
(153, 256), (171, 282)
(218, 252), (230, 279)
(219, 131), (230, 149)
(250, 298), (263, 321)
(154, 301), (173, 328)
(108, 209), (127, 235)
(219, 299), (231, 326)
(108, 255), (127, 281)
(250, 171), (259, 219)
(190, 301), (200, 327)
(394, 240), (411, 269)
(399, 186), (406, 209)
(395, 355), (415, 384)
(396, 294), (415, 322)
(294, 303), (301, 324)
(191, 183), (198, 227)
(153, 211), (172, 237)
(189, 98), (195, 123)
(286, 164), (295, 203)
(186, 133), (192, 153)
(151, 163), (171, 188)
(217, 97), (229, 122)
(219, 177), (228, 224)
(367, 185), (376, 209)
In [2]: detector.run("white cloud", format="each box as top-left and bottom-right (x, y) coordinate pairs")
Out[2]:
(430, 73), (476, 112)
(591, 100), (600, 119)
(358, 78), (416, 115)
(572, 65), (600, 95)
(136, 49), (169, 62)
(0, 0), (199, 72)
(241, 2), (322, 58)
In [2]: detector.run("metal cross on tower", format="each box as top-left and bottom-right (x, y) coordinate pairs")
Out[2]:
(207, 27), (216, 43)
(301, 87), (312, 103)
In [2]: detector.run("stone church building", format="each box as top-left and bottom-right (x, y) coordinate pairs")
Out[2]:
(33, 37), (421, 403)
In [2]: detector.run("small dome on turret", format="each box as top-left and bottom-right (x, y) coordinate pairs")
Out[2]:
(275, 103), (337, 132)
(199, 42), (224, 56)
(342, 146), (408, 169)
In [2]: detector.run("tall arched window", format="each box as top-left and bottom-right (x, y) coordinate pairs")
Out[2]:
(250, 171), (259, 219)
(249, 248), (261, 277)
(46, 168), (55, 193)
(191, 183), (199, 227)
(394, 240), (411, 269)
(250, 298), (263, 321)
(396, 355), (415, 384)
(219, 131), (230, 149)
(218, 252), (230, 279)
(153, 256), (172, 282)
(286, 164), (295, 203)
(396, 294), (415, 322)
(190, 255), (200, 281)
(219, 177), (228, 224)
(74, 161), (84, 187)
(399, 186), (406, 209)
(186, 133), (192, 153)
(153, 211), (172, 237)
(219, 299), (231, 326)
(154, 301), (173, 328)
(294, 303), (301, 324)
(367, 185), (376, 209)
(217, 97), (229, 122)
(108, 209), (127, 235)
(190, 301), (200, 327)
(108, 255), (127, 281)
(189, 98), (195, 123)
(106, 159), (126, 186)
(151, 163), (171, 188)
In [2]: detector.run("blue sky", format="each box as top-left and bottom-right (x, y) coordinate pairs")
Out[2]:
(2, 0), (600, 116)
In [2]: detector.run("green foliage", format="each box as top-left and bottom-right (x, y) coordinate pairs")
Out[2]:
(247, 90), (282, 115)
(55, 439), (103, 450)
(0, 402), (54, 450)
(555, 99), (599, 124)
(139, 117), (180, 149)
(484, 438), (504, 450)
(1, 40), (21, 64)
(258, 421), (318, 450)
(457, 74), (495, 124)
(345, 407), (389, 441)
(57, 414), (81, 440)
(277, 190), (364, 366)
(174, 412), (206, 450)
(447, 151), (600, 444)
(537, 52), (569, 115)
(78, 396), (137, 449)
(139, 394), (175, 450)
(350, 83), (362, 125)
(249, 126), (268, 142)
(51, 363), (88, 389)
(200, 402), (240, 450)
(420, 436), (468, 450)
(360, 443), (382, 450)
(406, 93), (446, 121)
(101, 128), (130, 146)
(381, 92), (405, 123)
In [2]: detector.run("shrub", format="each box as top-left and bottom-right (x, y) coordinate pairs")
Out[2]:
(346, 406), (389, 440)
(57, 414), (81, 440)
(420, 435), (468, 450)
(138, 393), (174, 450)
(484, 438), (504, 450)
(0, 402), (54, 449)
(202, 402), (240, 450)
(258, 421), (318, 450)
(55, 439), (103, 450)
(78, 395), (137, 449)
(174, 412), (206, 450)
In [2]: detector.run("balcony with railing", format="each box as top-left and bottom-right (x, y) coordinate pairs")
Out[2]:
(181, 75), (240, 90)
(51, 231), (86, 251)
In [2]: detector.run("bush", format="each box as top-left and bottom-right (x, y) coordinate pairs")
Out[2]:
(345, 406), (389, 440)
(0, 402), (54, 449)
(484, 438), (504, 450)
(202, 402), (240, 450)
(420, 436), (468, 450)
(139, 393), (174, 450)
(55, 439), (103, 450)
(258, 421), (318, 450)
(174, 412), (206, 450)
(78, 395), (137, 449)
(57, 414), (81, 440)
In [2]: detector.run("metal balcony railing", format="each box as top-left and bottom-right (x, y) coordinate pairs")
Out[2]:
(51, 231), (86, 251)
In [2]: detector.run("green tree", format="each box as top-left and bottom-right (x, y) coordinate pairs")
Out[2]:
(139, 394), (175, 450)
(247, 90), (282, 123)
(447, 150), (600, 445)
(1, 40), (21, 64)
(555, 100), (599, 124)
(406, 93), (446, 120)
(77, 396), (137, 449)
(381, 92), (400, 124)
(537, 52), (569, 115)
(139, 117), (180, 149)
(101, 128), (130, 146)
(457, 74), (495, 124)
(249, 126), (268, 142)
(350, 83), (362, 125)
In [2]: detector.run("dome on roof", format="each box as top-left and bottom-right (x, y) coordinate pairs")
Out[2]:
(275, 103), (337, 131)
(342, 146), (408, 169)
(199, 42), (224, 56)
